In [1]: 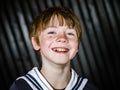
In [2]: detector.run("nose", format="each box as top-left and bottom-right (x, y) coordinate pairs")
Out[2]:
(56, 33), (68, 43)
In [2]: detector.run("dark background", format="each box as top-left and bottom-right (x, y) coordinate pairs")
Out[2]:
(0, 0), (120, 90)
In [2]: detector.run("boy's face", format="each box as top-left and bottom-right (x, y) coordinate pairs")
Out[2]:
(32, 17), (78, 65)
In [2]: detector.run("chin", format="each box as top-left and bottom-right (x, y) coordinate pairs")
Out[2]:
(54, 60), (70, 65)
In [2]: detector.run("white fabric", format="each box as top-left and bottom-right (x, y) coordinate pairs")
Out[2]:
(17, 67), (88, 90)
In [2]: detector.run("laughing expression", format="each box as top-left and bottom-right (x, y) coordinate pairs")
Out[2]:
(33, 17), (78, 65)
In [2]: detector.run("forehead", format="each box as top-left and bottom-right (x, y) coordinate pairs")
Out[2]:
(47, 15), (72, 28)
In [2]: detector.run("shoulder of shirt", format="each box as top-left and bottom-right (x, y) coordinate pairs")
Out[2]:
(9, 78), (32, 90)
(82, 79), (99, 90)
(75, 72), (98, 90)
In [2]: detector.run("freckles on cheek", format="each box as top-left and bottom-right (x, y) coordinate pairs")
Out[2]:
(46, 36), (54, 39)
(42, 36), (53, 43)
(49, 36), (53, 38)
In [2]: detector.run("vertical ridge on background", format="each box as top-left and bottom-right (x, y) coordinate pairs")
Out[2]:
(0, 0), (120, 90)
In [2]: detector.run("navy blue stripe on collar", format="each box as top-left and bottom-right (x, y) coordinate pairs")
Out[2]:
(25, 74), (44, 90)
(72, 76), (83, 90)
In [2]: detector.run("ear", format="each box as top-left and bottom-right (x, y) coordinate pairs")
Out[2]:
(31, 37), (40, 50)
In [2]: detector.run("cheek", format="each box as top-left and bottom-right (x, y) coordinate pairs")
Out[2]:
(72, 39), (78, 50)
(39, 36), (53, 47)
(43, 35), (54, 39)
(48, 35), (56, 38)
(73, 41), (79, 53)
(39, 39), (46, 47)
(74, 44), (78, 52)
(71, 38), (78, 45)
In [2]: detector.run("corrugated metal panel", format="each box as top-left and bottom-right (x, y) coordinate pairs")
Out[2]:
(0, 0), (120, 90)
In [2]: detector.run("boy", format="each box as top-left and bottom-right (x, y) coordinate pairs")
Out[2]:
(10, 6), (97, 90)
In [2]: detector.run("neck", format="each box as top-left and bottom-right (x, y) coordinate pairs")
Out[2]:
(40, 63), (71, 89)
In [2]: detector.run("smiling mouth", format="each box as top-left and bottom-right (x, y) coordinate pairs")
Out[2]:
(52, 47), (69, 53)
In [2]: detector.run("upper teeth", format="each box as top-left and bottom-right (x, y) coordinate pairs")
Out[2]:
(56, 48), (66, 51)
(52, 48), (68, 52)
